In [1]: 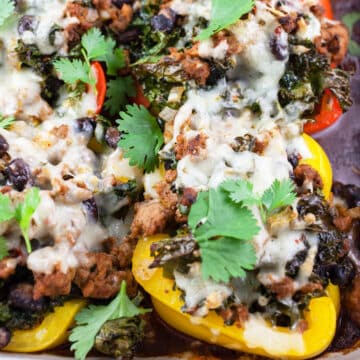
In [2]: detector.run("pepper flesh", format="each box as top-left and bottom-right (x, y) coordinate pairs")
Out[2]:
(3, 299), (86, 353)
(132, 135), (339, 360)
(90, 61), (106, 114)
(304, 90), (343, 135)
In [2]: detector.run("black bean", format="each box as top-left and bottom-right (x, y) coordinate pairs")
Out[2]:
(18, 15), (37, 35)
(5, 158), (30, 191)
(328, 259), (356, 287)
(151, 9), (177, 33)
(111, 0), (132, 9)
(0, 327), (11, 349)
(75, 117), (96, 137)
(0, 135), (9, 155)
(270, 33), (288, 61)
(82, 197), (98, 221)
(9, 283), (47, 312)
(104, 127), (120, 149)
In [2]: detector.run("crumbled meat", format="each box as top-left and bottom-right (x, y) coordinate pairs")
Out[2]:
(344, 273), (360, 326)
(179, 188), (198, 208)
(65, 3), (99, 47)
(268, 277), (295, 299)
(175, 133), (208, 160)
(181, 57), (210, 86)
(130, 200), (174, 238)
(74, 252), (136, 299)
(279, 14), (299, 33)
(104, 236), (134, 268)
(213, 31), (241, 55)
(294, 164), (323, 191)
(165, 169), (177, 183)
(92, 0), (133, 33)
(155, 181), (178, 211)
(315, 22), (349, 66)
(33, 268), (75, 300)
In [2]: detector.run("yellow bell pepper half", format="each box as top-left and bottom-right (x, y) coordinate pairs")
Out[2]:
(132, 135), (339, 360)
(3, 299), (86, 353)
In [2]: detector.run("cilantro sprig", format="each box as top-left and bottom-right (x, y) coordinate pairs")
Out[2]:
(54, 28), (127, 85)
(188, 178), (297, 283)
(0, 115), (15, 129)
(188, 186), (259, 283)
(70, 281), (150, 360)
(0, 0), (14, 27)
(116, 104), (164, 173)
(222, 178), (297, 222)
(196, 0), (255, 41)
(0, 187), (41, 253)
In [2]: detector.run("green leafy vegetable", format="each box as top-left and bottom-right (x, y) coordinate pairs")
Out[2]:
(54, 58), (93, 85)
(0, 237), (9, 261)
(117, 104), (164, 173)
(70, 281), (150, 360)
(104, 76), (136, 116)
(0, 114), (15, 129)
(0, 0), (14, 27)
(188, 186), (259, 282)
(98, 47), (126, 76)
(0, 188), (41, 253)
(53, 28), (127, 86)
(0, 193), (15, 222)
(221, 179), (258, 207)
(200, 237), (257, 282)
(188, 178), (297, 282)
(81, 28), (110, 61)
(189, 188), (259, 242)
(15, 187), (41, 253)
(261, 179), (297, 215)
(196, 0), (255, 41)
(222, 178), (297, 222)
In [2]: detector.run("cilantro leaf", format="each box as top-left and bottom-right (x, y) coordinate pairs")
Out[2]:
(15, 187), (41, 253)
(0, 193), (15, 222)
(200, 237), (256, 282)
(0, 114), (15, 129)
(117, 104), (164, 173)
(0, 0), (14, 27)
(189, 188), (259, 242)
(104, 76), (136, 116)
(81, 27), (110, 61)
(0, 236), (9, 261)
(196, 0), (255, 41)
(70, 281), (150, 360)
(188, 186), (259, 282)
(261, 179), (296, 214)
(53, 58), (93, 85)
(221, 179), (260, 207)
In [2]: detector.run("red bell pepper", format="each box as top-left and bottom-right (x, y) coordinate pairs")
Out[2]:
(90, 62), (106, 114)
(319, 0), (334, 20)
(304, 89), (343, 134)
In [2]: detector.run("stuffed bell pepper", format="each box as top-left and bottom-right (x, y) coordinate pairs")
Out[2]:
(0, 0), (358, 360)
